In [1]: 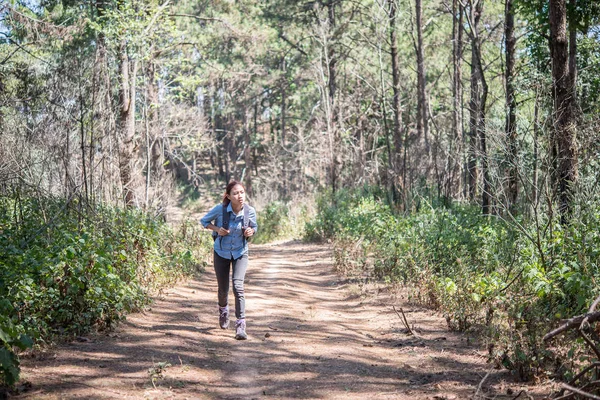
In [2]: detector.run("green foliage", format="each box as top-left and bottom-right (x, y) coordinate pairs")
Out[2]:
(0, 195), (211, 387)
(148, 361), (172, 387)
(0, 300), (33, 387)
(253, 201), (291, 244)
(254, 200), (312, 244)
(306, 188), (600, 380)
(517, 0), (600, 111)
(177, 183), (203, 211)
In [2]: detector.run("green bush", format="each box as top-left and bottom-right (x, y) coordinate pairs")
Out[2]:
(253, 202), (292, 244)
(305, 188), (600, 380)
(0, 196), (212, 387)
(0, 300), (33, 387)
(254, 200), (313, 244)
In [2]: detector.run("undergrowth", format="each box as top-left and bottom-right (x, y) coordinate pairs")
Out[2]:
(305, 188), (600, 381)
(0, 195), (212, 387)
(253, 200), (313, 244)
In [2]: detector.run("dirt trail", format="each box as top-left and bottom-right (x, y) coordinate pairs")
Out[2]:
(18, 241), (544, 399)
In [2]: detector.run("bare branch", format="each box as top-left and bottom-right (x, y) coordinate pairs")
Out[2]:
(560, 383), (600, 400)
(543, 311), (600, 342)
(279, 33), (308, 57)
(143, 0), (171, 36)
(168, 13), (240, 35)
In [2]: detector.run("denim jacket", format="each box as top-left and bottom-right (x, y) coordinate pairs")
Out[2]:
(200, 203), (258, 260)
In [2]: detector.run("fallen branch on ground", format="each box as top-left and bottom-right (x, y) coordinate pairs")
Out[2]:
(558, 383), (600, 400)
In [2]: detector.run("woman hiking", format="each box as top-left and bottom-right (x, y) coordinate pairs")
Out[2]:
(200, 180), (257, 340)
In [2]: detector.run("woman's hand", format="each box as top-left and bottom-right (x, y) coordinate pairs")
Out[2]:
(217, 227), (230, 236)
(244, 228), (255, 238)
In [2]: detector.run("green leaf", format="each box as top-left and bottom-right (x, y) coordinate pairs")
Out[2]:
(0, 328), (9, 344)
(14, 335), (33, 351)
(0, 347), (19, 386)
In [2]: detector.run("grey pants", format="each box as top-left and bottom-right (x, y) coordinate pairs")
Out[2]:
(214, 251), (248, 319)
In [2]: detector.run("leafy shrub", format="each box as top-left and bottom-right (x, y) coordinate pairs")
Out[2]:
(253, 202), (292, 244)
(0, 300), (33, 387)
(305, 188), (600, 381)
(0, 195), (212, 386)
(254, 200), (313, 244)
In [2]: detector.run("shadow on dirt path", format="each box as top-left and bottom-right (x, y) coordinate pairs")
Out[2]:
(17, 241), (545, 399)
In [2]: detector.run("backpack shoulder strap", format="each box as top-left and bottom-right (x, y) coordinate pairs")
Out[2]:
(222, 202), (230, 229)
(243, 204), (249, 229)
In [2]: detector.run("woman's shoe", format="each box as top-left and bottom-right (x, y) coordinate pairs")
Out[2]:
(219, 306), (230, 329)
(235, 319), (247, 340)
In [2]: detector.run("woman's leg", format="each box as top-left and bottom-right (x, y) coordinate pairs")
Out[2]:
(214, 251), (231, 308)
(231, 254), (249, 319)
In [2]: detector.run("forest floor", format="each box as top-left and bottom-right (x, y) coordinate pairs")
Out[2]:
(16, 240), (553, 400)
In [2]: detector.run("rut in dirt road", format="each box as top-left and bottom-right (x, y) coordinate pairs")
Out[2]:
(19, 241), (517, 400)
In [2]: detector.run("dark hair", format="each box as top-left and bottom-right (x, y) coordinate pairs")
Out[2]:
(222, 180), (245, 206)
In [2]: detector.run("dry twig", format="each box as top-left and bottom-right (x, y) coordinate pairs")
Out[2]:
(473, 368), (492, 398)
(511, 390), (534, 400)
(392, 305), (414, 336)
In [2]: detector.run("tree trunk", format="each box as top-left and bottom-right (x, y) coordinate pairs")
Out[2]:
(388, 0), (403, 196)
(380, 73), (395, 201)
(118, 40), (137, 207)
(533, 96), (539, 206)
(415, 0), (430, 153)
(147, 58), (162, 175)
(244, 107), (253, 198)
(214, 112), (225, 179)
(78, 63), (89, 203)
(467, 34), (479, 201)
(281, 59), (287, 147)
(327, 0), (340, 195)
(466, 0), (491, 214)
(95, 0), (114, 203)
(281, 58), (288, 198)
(505, 0), (518, 208)
(478, 78), (490, 215)
(549, 0), (578, 218)
(451, 0), (463, 199)
(472, 1), (491, 215)
(224, 117), (233, 182)
(568, 0), (577, 103)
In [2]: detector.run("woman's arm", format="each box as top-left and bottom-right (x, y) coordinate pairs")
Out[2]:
(201, 204), (231, 236)
(200, 204), (219, 227)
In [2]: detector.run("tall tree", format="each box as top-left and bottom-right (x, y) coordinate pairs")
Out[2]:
(549, 0), (578, 217)
(451, 0), (464, 199)
(327, 0), (341, 195)
(117, 39), (138, 207)
(415, 0), (430, 153)
(465, 0), (491, 214)
(505, 0), (518, 208)
(388, 0), (403, 197)
(466, 1), (481, 202)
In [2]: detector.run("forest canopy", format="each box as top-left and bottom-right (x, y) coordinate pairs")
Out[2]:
(1, 0), (599, 209)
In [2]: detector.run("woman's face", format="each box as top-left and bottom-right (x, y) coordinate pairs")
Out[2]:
(228, 184), (246, 208)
